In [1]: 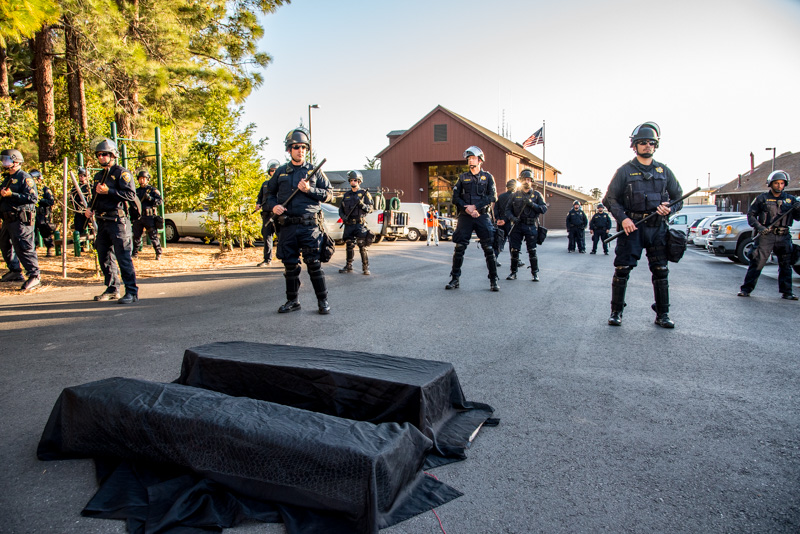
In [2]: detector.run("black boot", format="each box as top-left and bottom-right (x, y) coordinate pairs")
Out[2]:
(529, 250), (539, 282)
(445, 277), (459, 289)
(446, 244), (466, 289)
(608, 272), (628, 326)
(308, 261), (330, 314)
(359, 247), (370, 275)
(339, 245), (354, 273)
(278, 264), (302, 313)
(652, 278), (674, 328)
(507, 249), (519, 280)
(483, 244), (498, 290)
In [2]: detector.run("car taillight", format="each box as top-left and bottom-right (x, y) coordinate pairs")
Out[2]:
(337, 218), (343, 224)
(378, 213), (384, 224)
(701, 229), (709, 235)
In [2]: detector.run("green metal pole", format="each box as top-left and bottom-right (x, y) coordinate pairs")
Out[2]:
(155, 127), (166, 248)
(120, 143), (128, 170)
(78, 153), (84, 168)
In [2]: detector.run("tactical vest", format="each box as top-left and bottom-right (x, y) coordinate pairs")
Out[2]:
(341, 190), (371, 220)
(624, 167), (669, 213)
(509, 190), (539, 222)
(458, 172), (490, 206)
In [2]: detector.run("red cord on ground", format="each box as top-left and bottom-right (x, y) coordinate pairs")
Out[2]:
(424, 472), (447, 534)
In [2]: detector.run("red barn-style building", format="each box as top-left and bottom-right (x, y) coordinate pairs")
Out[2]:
(376, 105), (593, 228)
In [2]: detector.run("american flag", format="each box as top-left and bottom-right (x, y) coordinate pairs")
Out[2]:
(522, 128), (544, 148)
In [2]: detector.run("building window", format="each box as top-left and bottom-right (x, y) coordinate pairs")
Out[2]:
(434, 124), (447, 142)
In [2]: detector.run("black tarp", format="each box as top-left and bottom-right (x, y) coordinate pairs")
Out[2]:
(176, 342), (495, 467)
(38, 377), (463, 534)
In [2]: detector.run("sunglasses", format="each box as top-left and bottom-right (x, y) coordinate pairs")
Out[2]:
(96, 152), (113, 157)
(637, 140), (656, 147)
(291, 144), (308, 150)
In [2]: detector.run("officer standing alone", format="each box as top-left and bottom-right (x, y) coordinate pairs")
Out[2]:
(589, 204), (612, 255)
(255, 159), (280, 267)
(603, 122), (682, 328)
(85, 139), (139, 304)
(338, 170), (373, 275)
(31, 169), (55, 257)
(737, 170), (800, 300)
(0, 148), (40, 290)
(445, 146), (499, 291)
(566, 201), (588, 253)
(131, 170), (163, 260)
(267, 128), (333, 314)
(505, 169), (547, 281)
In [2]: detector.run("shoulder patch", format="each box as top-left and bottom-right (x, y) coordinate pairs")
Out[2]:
(26, 178), (35, 188)
(122, 172), (132, 183)
(655, 167), (664, 173)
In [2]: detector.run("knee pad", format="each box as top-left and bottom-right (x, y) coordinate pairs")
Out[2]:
(454, 243), (467, 254)
(650, 264), (669, 280)
(614, 266), (632, 280)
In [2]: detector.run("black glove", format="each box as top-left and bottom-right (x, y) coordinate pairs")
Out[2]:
(755, 223), (770, 236)
(794, 202), (800, 212)
(510, 216), (519, 224)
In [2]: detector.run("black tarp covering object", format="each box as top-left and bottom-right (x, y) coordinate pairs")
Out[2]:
(177, 342), (495, 467)
(37, 377), (463, 534)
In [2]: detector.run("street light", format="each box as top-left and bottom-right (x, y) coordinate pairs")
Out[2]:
(308, 104), (319, 163)
(765, 147), (776, 172)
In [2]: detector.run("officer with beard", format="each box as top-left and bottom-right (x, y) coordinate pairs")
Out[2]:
(0, 148), (40, 290)
(589, 204), (612, 255)
(255, 159), (280, 267)
(267, 128), (333, 314)
(84, 139), (138, 304)
(445, 146), (499, 291)
(504, 169), (547, 281)
(737, 170), (800, 300)
(603, 122), (682, 328)
(338, 170), (374, 275)
(566, 201), (588, 253)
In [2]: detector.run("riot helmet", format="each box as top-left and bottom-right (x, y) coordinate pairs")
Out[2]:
(597, 203), (605, 210)
(137, 170), (151, 181)
(284, 128), (310, 150)
(767, 170), (789, 186)
(520, 169), (536, 180)
(30, 169), (42, 179)
(94, 138), (119, 158)
(77, 167), (87, 176)
(506, 178), (518, 191)
(267, 159), (280, 171)
(1, 148), (24, 167)
(347, 170), (363, 183)
(463, 146), (485, 161)
(630, 122), (660, 148)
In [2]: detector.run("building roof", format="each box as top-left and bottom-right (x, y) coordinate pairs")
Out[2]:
(535, 181), (597, 204)
(325, 169), (381, 190)
(714, 150), (800, 195)
(376, 105), (561, 175)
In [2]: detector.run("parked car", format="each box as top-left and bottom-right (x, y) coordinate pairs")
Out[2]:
(164, 207), (218, 243)
(319, 203), (345, 243)
(686, 217), (709, 245)
(668, 209), (723, 235)
(320, 202), (409, 243)
(707, 215), (751, 263)
(692, 214), (740, 249)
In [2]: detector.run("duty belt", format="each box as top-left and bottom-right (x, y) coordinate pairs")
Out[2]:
(772, 226), (789, 236)
(345, 217), (365, 225)
(144, 207), (158, 216)
(278, 215), (317, 226)
(521, 217), (538, 226)
(629, 212), (654, 220)
(1, 211), (19, 222)
(97, 208), (127, 220)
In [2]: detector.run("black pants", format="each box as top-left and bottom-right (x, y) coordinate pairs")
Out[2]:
(740, 232), (793, 294)
(0, 217), (39, 276)
(95, 218), (137, 296)
(591, 230), (609, 253)
(568, 228), (586, 252)
(132, 216), (162, 255)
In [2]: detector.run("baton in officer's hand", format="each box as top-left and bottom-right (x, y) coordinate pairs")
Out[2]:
(603, 186), (701, 245)
(264, 158), (327, 231)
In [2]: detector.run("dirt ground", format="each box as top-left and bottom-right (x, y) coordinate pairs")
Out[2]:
(0, 241), (265, 296)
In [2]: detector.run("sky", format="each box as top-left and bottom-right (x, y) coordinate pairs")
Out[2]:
(241, 0), (800, 195)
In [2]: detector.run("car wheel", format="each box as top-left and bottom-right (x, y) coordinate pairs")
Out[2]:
(165, 220), (180, 243)
(735, 236), (754, 265)
(384, 236), (397, 242)
(407, 228), (420, 241)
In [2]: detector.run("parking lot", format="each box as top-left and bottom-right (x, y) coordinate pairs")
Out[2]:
(1, 234), (798, 533)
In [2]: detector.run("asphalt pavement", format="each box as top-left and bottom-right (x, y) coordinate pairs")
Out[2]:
(1, 233), (798, 534)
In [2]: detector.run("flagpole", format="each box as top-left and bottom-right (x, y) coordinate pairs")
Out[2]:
(542, 120), (546, 226)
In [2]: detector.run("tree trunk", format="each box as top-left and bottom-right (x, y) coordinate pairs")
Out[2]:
(112, 78), (141, 140)
(0, 46), (9, 98)
(64, 16), (88, 136)
(33, 27), (57, 163)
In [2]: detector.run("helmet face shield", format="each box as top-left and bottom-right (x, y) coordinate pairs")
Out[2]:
(463, 146), (485, 162)
(767, 170), (790, 186)
(1, 155), (13, 168)
(630, 123), (660, 148)
(347, 170), (363, 183)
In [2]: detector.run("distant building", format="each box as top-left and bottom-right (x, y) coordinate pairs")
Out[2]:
(714, 151), (800, 213)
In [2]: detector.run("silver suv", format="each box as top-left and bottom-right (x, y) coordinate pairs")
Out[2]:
(709, 216), (800, 272)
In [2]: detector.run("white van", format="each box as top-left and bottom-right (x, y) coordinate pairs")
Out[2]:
(401, 202), (432, 241)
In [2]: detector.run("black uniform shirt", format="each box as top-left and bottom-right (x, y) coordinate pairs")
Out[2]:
(506, 189), (547, 220)
(136, 185), (163, 209)
(266, 162), (332, 217)
(603, 158), (682, 224)
(453, 170), (497, 213)
(89, 165), (136, 214)
(339, 189), (373, 220)
(0, 169), (37, 213)
(747, 191), (800, 228)
(590, 212), (612, 231)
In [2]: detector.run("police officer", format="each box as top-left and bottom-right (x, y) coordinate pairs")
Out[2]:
(504, 169), (547, 281)
(566, 201), (588, 253)
(85, 139), (138, 304)
(31, 169), (55, 257)
(71, 167), (92, 235)
(493, 178), (516, 262)
(338, 170), (374, 275)
(267, 128), (333, 314)
(603, 122), (683, 328)
(589, 204), (612, 255)
(0, 148), (40, 290)
(131, 170), (163, 260)
(255, 159), (280, 267)
(737, 170), (800, 300)
(445, 146), (499, 291)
